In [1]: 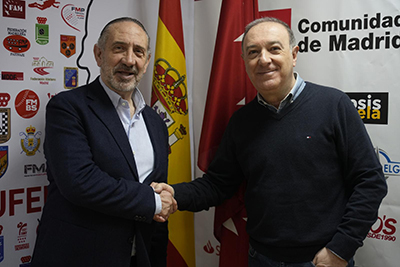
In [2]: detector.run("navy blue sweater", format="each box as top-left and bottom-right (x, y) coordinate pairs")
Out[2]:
(173, 82), (387, 262)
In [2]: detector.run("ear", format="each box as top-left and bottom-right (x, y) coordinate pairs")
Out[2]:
(292, 46), (299, 67)
(93, 44), (102, 67)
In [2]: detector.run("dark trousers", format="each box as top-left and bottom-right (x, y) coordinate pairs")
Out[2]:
(248, 246), (355, 267)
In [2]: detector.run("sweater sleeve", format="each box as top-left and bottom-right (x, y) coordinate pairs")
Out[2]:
(173, 117), (245, 212)
(325, 94), (387, 261)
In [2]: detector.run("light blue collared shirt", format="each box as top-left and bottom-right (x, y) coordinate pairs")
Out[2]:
(257, 72), (306, 113)
(100, 77), (161, 215)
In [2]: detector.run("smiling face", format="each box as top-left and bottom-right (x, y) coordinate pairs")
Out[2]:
(94, 21), (150, 96)
(242, 21), (299, 103)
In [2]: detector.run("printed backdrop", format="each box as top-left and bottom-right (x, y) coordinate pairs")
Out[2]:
(0, 0), (399, 267)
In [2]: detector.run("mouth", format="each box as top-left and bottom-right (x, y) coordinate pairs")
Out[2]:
(115, 69), (137, 80)
(257, 69), (276, 75)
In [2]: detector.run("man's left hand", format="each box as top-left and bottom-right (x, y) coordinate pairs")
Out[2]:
(313, 247), (348, 267)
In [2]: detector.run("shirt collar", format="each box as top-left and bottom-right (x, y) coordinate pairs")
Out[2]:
(99, 76), (146, 115)
(257, 72), (305, 112)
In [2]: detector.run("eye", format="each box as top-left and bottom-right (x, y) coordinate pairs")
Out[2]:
(247, 49), (259, 58)
(270, 46), (282, 53)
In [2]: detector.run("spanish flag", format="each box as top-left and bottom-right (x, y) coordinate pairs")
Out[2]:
(150, 0), (195, 266)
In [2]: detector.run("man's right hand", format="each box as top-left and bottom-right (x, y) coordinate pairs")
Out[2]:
(152, 183), (177, 222)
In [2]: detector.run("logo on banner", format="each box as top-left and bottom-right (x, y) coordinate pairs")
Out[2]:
(3, 0), (25, 19)
(64, 67), (78, 89)
(15, 222), (29, 251)
(32, 56), (54, 76)
(377, 148), (400, 178)
(20, 255), (32, 266)
(61, 4), (86, 32)
(15, 90), (40, 119)
(0, 108), (11, 144)
(20, 125), (41, 156)
(35, 17), (49, 45)
(24, 163), (46, 177)
(347, 92), (389, 124)
(2, 71), (23, 81)
(297, 12), (400, 53)
(28, 0), (59, 10)
(0, 146), (9, 179)
(60, 35), (76, 58)
(367, 215), (397, 242)
(0, 93), (11, 107)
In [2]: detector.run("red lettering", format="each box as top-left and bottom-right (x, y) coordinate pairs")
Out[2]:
(27, 187), (42, 213)
(9, 188), (24, 216)
(0, 191), (5, 217)
(383, 218), (397, 235)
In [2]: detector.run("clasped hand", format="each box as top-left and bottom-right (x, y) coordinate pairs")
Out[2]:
(151, 182), (177, 222)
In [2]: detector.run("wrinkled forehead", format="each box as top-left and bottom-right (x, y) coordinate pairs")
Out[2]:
(107, 21), (149, 48)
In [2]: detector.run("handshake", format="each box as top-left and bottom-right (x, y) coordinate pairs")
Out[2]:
(151, 182), (177, 222)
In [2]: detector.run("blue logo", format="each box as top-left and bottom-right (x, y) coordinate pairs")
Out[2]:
(378, 148), (400, 177)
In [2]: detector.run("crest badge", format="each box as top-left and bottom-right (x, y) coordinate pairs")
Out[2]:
(64, 67), (78, 89)
(0, 146), (8, 179)
(0, 108), (11, 144)
(60, 35), (76, 58)
(20, 126), (41, 156)
(35, 17), (49, 45)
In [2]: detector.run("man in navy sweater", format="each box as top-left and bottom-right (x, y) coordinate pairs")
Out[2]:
(155, 17), (387, 267)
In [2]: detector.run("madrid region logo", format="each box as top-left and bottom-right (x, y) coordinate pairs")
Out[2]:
(377, 148), (400, 178)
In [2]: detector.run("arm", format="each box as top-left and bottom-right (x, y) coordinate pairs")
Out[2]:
(324, 94), (387, 261)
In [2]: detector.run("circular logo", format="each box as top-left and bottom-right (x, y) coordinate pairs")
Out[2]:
(15, 90), (40, 119)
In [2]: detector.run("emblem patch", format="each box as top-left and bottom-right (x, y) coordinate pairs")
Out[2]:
(60, 35), (75, 58)
(0, 146), (8, 179)
(0, 108), (11, 144)
(20, 126), (41, 156)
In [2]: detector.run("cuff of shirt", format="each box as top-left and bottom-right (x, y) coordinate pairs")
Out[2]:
(154, 191), (162, 215)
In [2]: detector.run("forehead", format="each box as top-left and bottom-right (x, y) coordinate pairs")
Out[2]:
(244, 22), (290, 46)
(106, 21), (148, 48)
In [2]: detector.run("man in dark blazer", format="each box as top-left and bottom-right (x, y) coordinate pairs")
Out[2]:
(31, 17), (176, 267)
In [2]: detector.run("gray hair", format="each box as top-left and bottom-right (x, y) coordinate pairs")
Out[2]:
(242, 17), (296, 52)
(97, 17), (151, 55)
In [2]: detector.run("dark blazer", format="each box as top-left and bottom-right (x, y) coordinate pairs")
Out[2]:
(31, 77), (169, 267)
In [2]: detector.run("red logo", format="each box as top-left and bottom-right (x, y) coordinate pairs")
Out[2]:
(367, 215), (397, 242)
(28, 0), (59, 10)
(1, 71), (23, 81)
(3, 0), (26, 19)
(3, 35), (30, 53)
(15, 90), (40, 119)
(0, 93), (11, 107)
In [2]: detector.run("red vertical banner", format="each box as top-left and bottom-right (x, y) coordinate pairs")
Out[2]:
(151, 0), (195, 266)
(197, 0), (259, 266)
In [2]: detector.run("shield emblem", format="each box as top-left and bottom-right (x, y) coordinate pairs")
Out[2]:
(60, 35), (76, 58)
(0, 146), (8, 179)
(0, 108), (11, 144)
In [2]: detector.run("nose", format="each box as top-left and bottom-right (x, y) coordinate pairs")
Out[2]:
(121, 50), (136, 66)
(258, 50), (271, 65)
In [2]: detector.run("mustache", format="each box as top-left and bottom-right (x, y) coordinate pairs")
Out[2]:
(114, 64), (138, 75)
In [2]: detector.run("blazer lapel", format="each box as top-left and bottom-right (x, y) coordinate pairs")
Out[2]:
(86, 78), (139, 180)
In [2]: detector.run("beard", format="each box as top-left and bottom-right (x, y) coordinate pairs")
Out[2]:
(101, 62), (143, 93)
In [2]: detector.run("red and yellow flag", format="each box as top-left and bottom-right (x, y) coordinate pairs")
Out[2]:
(150, 0), (195, 266)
